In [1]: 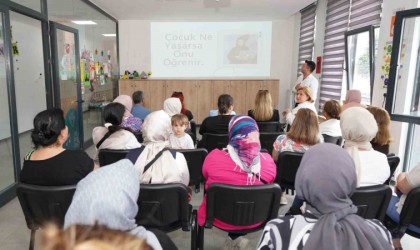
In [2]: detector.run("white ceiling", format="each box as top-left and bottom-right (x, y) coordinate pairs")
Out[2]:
(90, 0), (315, 21)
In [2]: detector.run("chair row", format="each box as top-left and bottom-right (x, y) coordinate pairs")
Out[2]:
(18, 181), (420, 250)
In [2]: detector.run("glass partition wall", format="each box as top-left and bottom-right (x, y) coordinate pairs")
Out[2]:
(0, 0), (118, 207)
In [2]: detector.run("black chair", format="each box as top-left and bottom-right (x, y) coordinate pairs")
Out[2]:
(385, 156), (400, 185)
(16, 183), (77, 250)
(201, 133), (229, 153)
(189, 120), (197, 144)
(385, 187), (420, 239)
(322, 134), (343, 146)
(350, 184), (392, 222)
(175, 148), (208, 193)
(98, 149), (130, 166)
(197, 183), (281, 250)
(275, 152), (304, 195)
(259, 132), (284, 154)
(257, 122), (281, 132)
(135, 183), (197, 249)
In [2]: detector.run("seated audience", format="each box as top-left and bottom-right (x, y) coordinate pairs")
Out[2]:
(248, 89), (280, 122)
(172, 91), (194, 121)
(20, 108), (94, 185)
(92, 103), (141, 164)
(169, 114), (194, 149)
(113, 95), (143, 133)
(132, 111), (189, 186)
(319, 99), (342, 137)
(131, 91), (150, 121)
(341, 107), (390, 186)
(341, 89), (366, 112)
(64, 159), (177, 250)
(200, 94), (235, 135)
(198, 116), (276, 249)
(272, 108), (321, 204)
(282, 87), (317, 126)
(386, 162), (420, 249)
(257, 144), (393, 250)
(40, 224), (152, 250)
(367, 106), (392, 155)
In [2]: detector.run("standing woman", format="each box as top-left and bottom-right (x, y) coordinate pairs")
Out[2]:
(282, 87), (317, 126)
(248, 90), (279, 122)
(20, 108), (94, 185)
(171, 91), (194, 121)
(113, 95), (143, 133)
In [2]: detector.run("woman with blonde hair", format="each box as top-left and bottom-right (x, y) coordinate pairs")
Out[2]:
(283, 87), (317, 126)
(248, 90), (279, 122)
(39, 224), (152, 250)
(366, 106), (392, 155)
(272, 108), (322, 204)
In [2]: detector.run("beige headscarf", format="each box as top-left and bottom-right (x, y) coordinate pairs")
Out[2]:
(340, 107), (378, 186)
(163, 98), (181, 117)
(113, 95), (133, 119)
(341, 89), (366, 111)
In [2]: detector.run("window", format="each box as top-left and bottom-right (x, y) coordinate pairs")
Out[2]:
(297, 3), (317, 77)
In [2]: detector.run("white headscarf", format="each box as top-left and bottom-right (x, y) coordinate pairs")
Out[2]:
(340, 107), (378, 186)
(113, 95), (133, 119)
(163, 97), (181, 117)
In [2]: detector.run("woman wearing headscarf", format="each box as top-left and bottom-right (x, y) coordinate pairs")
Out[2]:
(341, 89), (366, 112)
(257, 144), (393, 250)
(163, 97), (182, 117)
(198, 115), (276, 249)
(64, 159), (177, 250)
(113, 95), (143, 133)
(132, 110), (189, 186)
(341, 107), (389, 187)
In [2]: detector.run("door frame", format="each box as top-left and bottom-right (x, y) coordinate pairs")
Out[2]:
(50, 21), (84, 149)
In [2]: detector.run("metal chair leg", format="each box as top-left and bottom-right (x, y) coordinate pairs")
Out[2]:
(29, 229), (35, 250)
(198, 226), (204, 250)
(191, 210), (198, 250)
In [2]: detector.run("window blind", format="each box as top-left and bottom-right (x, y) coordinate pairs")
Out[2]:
(319, 0), (351, 109)
(349, 0), (382, 30)
(297, 4), (317, 76)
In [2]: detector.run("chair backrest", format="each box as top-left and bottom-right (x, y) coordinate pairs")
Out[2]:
(257, 122), (280, 132)
(98, 149), (130, 167)
(322, 134), (343, 146)
(136, 183), (191, 232)
(201, 133), (229, 153)
(259, 132), (284, 154)
(189, 120), (197, 143)
(204, 183), (281, 230)
(400, 187), (420, 229)
(175, 148), (208, 187)
(275, 152), (304, 190)
(350, 184), (392, 221)
(16, 183), (76, 230)
(385, 156), (400, 185)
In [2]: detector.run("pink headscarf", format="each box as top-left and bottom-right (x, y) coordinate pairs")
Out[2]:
(341, 89), (366, 112)
(113, 95), (133, 119)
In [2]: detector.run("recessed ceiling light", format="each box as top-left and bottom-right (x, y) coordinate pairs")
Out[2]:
(102, 34), (116, 37)
(71, 20), (97, 25)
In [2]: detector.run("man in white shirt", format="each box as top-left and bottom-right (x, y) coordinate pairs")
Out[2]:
(294, 60), (319, 101)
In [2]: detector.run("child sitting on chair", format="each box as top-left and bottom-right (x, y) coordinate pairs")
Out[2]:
(169, 114), (194, 149)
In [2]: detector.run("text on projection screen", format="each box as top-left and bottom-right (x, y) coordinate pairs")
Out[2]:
(151, 22), (272, 77)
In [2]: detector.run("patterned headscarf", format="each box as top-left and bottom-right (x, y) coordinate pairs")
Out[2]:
(227, 116), (261, 181)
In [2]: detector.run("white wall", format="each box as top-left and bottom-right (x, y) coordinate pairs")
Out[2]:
(118, 19), (297, 112)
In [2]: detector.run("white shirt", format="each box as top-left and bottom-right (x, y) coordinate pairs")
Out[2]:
(295, 74), (319, 101)
(319, 119), (342, 137)
(358, 150), (390, 187)
(169, 133), (194, 149)
(92, 127), (141, 163)
(285, 101), (317, 125)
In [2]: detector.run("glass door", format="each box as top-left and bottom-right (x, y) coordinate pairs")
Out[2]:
(50, 22), (83, 149)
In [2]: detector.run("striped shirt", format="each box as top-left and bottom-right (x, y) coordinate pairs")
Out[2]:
(257, 213), (393, 250)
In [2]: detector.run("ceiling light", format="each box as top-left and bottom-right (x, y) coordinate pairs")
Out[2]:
(71, 20), (97, 25)
(102, 34), (116, 37)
